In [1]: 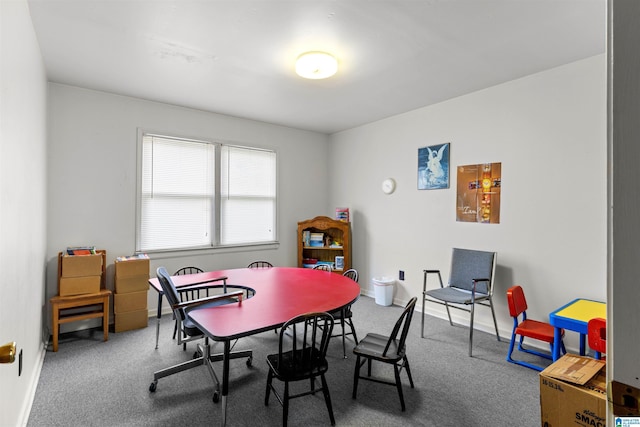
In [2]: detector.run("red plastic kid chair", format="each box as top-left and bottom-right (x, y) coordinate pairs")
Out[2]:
(588, 317), (606, 360)
(506, 285), (565, 371)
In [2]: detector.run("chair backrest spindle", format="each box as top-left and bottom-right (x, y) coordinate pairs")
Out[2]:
(382, 297), (417, 357)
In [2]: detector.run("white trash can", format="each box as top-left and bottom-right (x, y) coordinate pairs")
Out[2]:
(372, 277), (395, 306)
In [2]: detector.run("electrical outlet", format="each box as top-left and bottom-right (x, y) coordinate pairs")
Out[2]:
(399, 270), (405, 281)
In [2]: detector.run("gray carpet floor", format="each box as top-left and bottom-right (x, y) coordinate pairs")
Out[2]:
(28, 295), (547, 426)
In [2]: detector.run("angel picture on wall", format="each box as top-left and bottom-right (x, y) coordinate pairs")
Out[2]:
(418, 143), (450, 190)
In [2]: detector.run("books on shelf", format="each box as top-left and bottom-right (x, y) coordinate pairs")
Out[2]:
(115, 253), (149, 262)
(335, 207), (350, 222)
(309, 233), (324, 247)
(66, 246), (97, 255)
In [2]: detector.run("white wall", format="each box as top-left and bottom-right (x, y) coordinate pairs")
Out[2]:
(0, 1), (48, 425)
(328, 55), (607, 350)
(46, 84), (330, 325)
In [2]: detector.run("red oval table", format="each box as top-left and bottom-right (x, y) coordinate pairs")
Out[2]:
(148, 267), (360, 426)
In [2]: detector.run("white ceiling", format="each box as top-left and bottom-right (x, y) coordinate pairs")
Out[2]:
(27, 0), (606, 134)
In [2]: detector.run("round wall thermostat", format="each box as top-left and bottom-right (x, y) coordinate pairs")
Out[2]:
(381, 178), (396, 194)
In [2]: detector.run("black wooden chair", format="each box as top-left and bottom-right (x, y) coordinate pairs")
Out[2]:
(329, 268), (359, 358)
(313, 263), (333, 271)
(352, 297), (417, 411)
(247, 261), (273, 268)
(265, 312), (336, 426)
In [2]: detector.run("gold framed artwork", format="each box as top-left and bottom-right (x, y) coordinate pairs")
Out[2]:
(456, 163), (502, 223)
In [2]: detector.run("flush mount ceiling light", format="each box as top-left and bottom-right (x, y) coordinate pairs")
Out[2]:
(295, 51), (338, 79)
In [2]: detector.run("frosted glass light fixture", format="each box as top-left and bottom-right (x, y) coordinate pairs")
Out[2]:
(295, 52), (338, 79)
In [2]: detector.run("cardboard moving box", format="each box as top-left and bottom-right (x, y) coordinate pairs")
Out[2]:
(114, 309), (148, 333)
(61, 253), (103, 277)
(115, 276), (149, 293)
(59, 276), (101, 296)
(115, 258), (150, 279)
(114, 291), (148, 313)
(540, 354), (607, 427)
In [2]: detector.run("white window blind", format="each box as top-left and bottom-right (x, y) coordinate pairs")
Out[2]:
(138, 134), (277, 252)
(220, 146), (276, 245)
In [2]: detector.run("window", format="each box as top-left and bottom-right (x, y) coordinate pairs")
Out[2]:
(137, 133), (277, 252)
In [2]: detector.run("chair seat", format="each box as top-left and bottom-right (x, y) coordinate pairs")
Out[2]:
(266, 347), (328, 381)
(425, 286), (489, 305)
(352, 297), (416, 412)
(329, 307), (352, 320)
(182, 298), (240, 336)
(354, 333), (404, 363)
(515, 319), (560, 343)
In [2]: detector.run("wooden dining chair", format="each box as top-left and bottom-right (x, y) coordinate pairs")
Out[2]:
(247, 261), (273, 269)
(352, 297), (417, 411)
(265, 312), (336, 426)
(329, 269), (359, 358)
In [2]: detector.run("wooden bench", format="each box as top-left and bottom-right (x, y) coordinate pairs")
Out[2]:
(50, 289), (111, 352)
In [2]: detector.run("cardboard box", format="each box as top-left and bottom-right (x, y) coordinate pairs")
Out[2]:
(115, 275), (150, 293)
(114, 291), (148, 313)
(114, 309), (148, 332)
(61, 253), (103, 277)
(540, 354), (607, 427)
(115, 258), (150, 279)
(59, 276), (101, 296)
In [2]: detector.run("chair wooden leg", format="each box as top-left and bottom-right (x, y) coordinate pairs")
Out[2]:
(340, 315), (347, 359)
(282, 381), (289, 427)
(265, 369), (273, 406)
(320, 374), (336, 426)
(394, 364), (406, 411)
(352, 355), (361, 399)
(349, 318), (358, 344)
(404, 356), (414, 388)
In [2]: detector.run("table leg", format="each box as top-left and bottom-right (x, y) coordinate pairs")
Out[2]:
(221, 340), (230, 426)
(155, 293), (163, 350)
(579, 333), (586, 356)
(102, 296), (109, 342)
(52, 303), (59, 352)
(553, 326), (562, 361)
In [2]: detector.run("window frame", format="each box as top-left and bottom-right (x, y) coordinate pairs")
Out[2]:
(135, 129), (279, 255)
